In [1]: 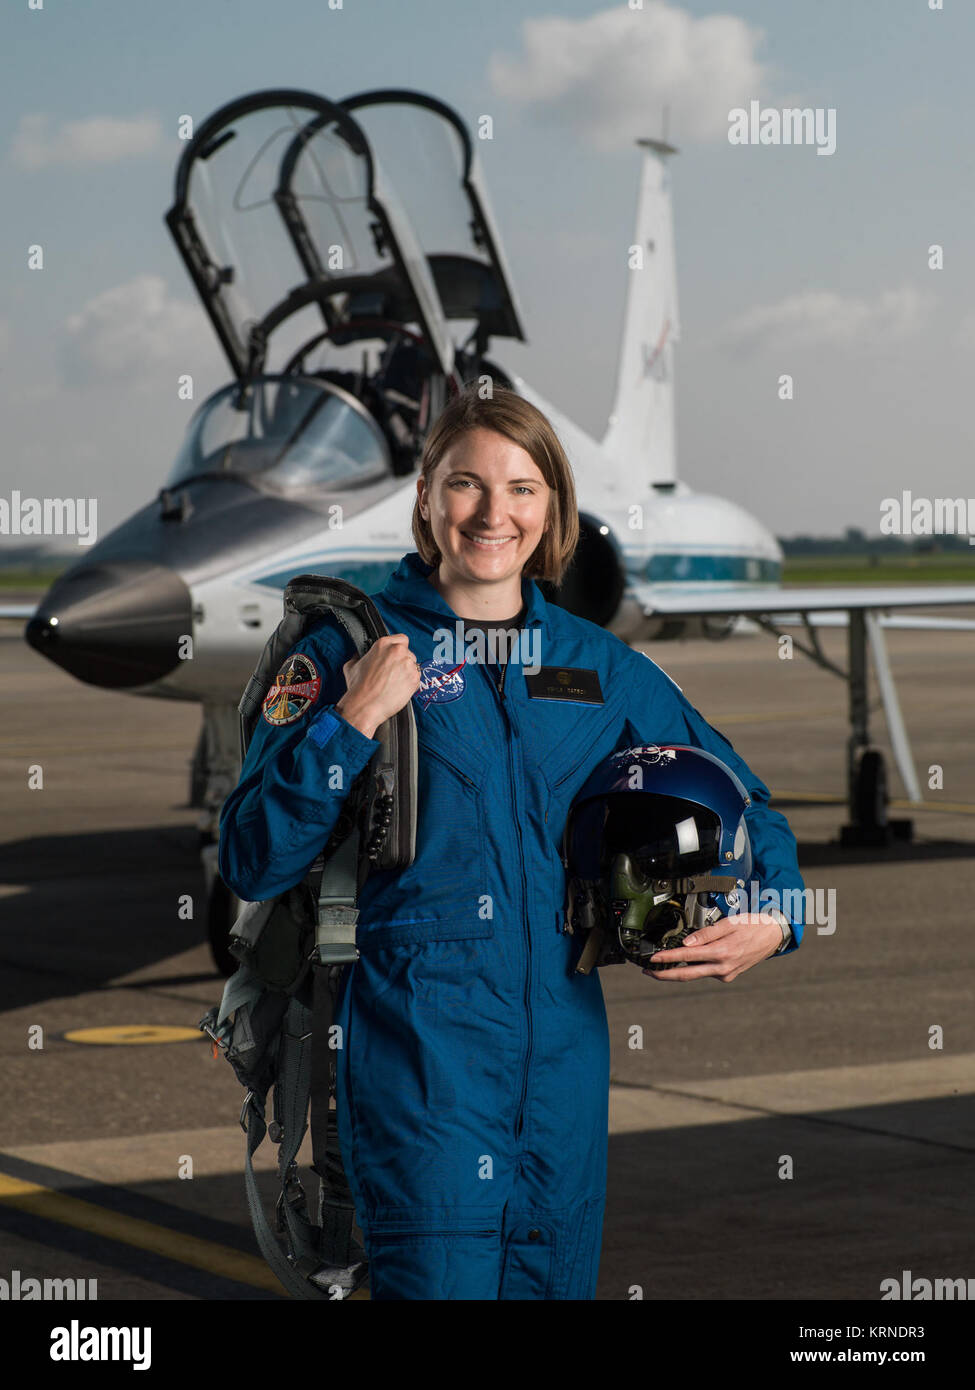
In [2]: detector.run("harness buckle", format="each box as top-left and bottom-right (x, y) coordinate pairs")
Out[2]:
(239, 1091), (258, 1132)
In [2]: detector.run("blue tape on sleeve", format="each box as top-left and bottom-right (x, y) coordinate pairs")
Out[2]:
(307, 709), (340, 749)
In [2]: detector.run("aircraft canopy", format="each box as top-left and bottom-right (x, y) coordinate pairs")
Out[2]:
(165, 90), (455, 381)
(340, 90), (526, 344)
(166, 376), (392, 493)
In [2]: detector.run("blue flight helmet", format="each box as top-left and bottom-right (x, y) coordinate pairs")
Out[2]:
(563, 744), (754, 973)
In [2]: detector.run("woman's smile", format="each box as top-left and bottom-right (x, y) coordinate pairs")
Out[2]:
(460, 531), (518, 547)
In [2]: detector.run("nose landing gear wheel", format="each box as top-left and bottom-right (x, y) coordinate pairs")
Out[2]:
(840, 747), (912, 847)
(855, 747), (888, 829)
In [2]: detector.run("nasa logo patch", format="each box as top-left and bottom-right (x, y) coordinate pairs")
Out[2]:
(262, 652), (322, 726)
(414, 657), (467, 709)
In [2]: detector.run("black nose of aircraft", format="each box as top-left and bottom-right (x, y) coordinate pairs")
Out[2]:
(26, 561), (193, 689)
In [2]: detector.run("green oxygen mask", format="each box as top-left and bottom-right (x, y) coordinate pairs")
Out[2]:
(608, 852), (691, 965)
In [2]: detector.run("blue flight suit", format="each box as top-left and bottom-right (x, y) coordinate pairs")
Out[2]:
(219, 551), (805, 1300)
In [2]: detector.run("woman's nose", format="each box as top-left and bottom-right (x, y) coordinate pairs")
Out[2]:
(478, 491), (509, 528)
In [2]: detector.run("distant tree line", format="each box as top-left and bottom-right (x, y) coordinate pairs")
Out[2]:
(778, 527), (974, 556)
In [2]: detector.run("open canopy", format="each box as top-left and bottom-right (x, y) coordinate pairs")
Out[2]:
(165, 89), (456, 381)
(339, 89), (526, 346)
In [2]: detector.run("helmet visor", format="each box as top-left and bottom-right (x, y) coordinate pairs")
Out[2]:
(594, 793), (723, 880)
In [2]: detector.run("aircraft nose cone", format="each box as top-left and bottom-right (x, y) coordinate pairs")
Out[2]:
(26, 561), (193, 689)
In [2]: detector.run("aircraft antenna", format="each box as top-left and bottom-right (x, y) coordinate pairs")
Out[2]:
(637, 105), (678, 159)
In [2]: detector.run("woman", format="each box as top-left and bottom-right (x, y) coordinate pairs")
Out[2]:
(219, 385), (804, 1300)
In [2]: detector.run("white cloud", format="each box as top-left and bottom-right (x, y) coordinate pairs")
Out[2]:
(717, 286), (934, 356)
(10, 113), (164, 169)
(488, 1), (768, 151)
(61, 274), (215, 385)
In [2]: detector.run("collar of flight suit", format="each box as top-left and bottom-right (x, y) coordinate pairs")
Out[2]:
(379, 550), (548, 630)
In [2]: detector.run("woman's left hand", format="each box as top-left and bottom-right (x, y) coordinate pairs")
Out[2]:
(640, 913), (784, 983)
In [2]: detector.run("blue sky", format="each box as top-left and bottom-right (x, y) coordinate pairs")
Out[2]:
(2, 0), (973, 542)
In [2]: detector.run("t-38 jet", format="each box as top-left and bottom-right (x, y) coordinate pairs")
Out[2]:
(16, 88), (975, 968)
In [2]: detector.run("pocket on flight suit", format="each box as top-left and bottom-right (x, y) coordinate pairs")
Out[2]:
(354, 732), (495, 949)
(499, 1217), (556, 1300)
(537, 673), (631, 798)
(554, 1194), (605, 1300)
(538, 705), (624, 918)
(363, 1227), (503, 1301)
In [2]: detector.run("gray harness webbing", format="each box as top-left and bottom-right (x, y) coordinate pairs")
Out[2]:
(206, 574), (417, 1300)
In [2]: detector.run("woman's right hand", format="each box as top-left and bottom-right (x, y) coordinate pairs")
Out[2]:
(335, 634), (422, 739)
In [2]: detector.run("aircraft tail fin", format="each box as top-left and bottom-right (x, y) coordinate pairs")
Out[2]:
(603, 138), (680, 485)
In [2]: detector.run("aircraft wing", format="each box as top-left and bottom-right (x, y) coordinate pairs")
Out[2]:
(629, 582), (975, 629)
(0, 604), (35, 620)
(769, 611), (975, 632)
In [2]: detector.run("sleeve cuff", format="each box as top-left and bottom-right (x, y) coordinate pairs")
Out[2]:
(307, 704), (381, 761)
(307, 708), (341, 748)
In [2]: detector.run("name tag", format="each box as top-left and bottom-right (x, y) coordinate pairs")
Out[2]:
(524, 667), (604, 704)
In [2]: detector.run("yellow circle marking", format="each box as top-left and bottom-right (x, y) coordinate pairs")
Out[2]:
(62, 1025), (203, 1046)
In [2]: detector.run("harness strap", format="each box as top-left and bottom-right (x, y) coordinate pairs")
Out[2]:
(242, 1096), (329, 1301)
(314, 828), (361, 964)
(309, 964), (359, 1271)
(271, 998), (325, 1275)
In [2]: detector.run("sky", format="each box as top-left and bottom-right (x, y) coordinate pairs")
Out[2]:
(1, 0), (973, 548)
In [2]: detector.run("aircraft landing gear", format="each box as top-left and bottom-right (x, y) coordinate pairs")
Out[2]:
(840, 745), (909, 846)
(839, 610), (914, 846)
(753, 608), (921, 846)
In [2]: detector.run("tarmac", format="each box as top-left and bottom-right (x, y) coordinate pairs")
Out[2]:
(1, 599), (973, 1302)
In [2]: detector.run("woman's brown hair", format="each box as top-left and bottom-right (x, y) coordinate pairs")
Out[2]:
(411, 384), (579, 584)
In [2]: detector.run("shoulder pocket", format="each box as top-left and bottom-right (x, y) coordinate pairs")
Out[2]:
(539, 693), (625, 791)
(542, 723), (609, 791)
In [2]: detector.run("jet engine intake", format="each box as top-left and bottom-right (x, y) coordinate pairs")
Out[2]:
(541, 513), (625, 628)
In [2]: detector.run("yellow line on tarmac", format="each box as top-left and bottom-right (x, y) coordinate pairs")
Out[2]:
(0, 1170), (366, 1300)
(0, 1171), (281, 1293)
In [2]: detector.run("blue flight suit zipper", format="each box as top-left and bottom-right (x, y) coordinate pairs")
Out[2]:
(490, 653), (534, 1144)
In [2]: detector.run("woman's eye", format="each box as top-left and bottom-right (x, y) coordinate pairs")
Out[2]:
(446, 479), (536, 494)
